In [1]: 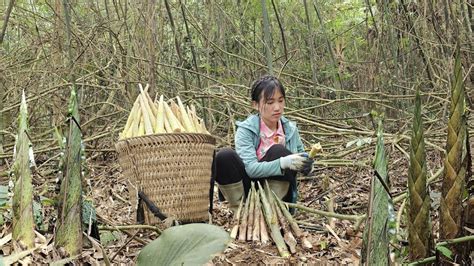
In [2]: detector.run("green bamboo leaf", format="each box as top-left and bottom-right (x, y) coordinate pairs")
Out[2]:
(440, 44), (468, 244)
(137, 224), (230, 266)
(11, 90), (35, 248)
(407, 89), (432, 260)
(362, 116), (391, 265)
(436, 246), (453, 260)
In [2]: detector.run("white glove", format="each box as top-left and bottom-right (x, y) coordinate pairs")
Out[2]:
(279, 153), (314, 173)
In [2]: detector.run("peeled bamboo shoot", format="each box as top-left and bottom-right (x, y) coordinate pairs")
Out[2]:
(163, 101), (184, 132)
(120, 90), (210, 139)
(155, 95), (166, 133)
(176, 96), (196, 132)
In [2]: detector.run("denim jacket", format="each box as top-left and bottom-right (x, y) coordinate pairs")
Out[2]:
(235, 114), (305, 203)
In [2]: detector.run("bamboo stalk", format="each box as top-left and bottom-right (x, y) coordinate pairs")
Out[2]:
(230, 197), (244, 239)
(257, 182), (290, 257)
(273, 192), (312, 249)
(238, 192), (250, 241)
(247, 182), (256, 241)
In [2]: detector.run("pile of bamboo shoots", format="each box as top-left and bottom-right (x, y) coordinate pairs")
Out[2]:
(120, 84), (209, 139)
(230, 181), (312, 257)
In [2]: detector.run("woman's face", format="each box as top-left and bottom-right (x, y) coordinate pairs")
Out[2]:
(254, 88), (285, 128)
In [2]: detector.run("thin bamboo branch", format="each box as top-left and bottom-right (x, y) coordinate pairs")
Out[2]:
(0, 0), (16, 44)
(260, 0), (273, 74)
(286, 203), (365, 223)
(270, 0), (288, 61)
(163, 0), (188, 93)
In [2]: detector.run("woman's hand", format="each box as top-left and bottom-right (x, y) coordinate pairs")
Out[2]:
(280, 153), (314, 175)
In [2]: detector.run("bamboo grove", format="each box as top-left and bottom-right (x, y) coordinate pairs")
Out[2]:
(0, 0), (472, 264)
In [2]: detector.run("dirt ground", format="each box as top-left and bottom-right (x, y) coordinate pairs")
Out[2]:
(87, 146), (444, 265)
(0, 141), (452, 264)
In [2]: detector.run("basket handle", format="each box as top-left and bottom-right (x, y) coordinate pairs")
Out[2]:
(138, 190), (168, 221)
(208, 149), (217, 214)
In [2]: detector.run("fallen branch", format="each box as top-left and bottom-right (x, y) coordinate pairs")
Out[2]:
(407, 235), (474, 265)
(286, 202), (365, 223)
(98, 224), (161, 234)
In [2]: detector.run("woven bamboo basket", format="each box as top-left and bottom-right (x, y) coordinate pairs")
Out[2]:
(115, 133), (216, 224)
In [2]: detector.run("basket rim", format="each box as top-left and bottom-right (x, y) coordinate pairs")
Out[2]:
(116, 132), (215, 143)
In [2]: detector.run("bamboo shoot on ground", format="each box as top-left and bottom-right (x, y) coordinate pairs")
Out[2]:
(12, 91), (35, 249)
(252, 191), (261, 242)
(257, 182), (290, 257)
(247, 183), (256, 241)
(260, 208), (270, 244)
(230, 197), (244, 239)
(273, 192), (313, 249)
(238, 193), (250, 241)
(273, 196), (297, 254)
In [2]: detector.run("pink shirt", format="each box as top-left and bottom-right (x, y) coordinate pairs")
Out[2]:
(256, 119), (286, 160)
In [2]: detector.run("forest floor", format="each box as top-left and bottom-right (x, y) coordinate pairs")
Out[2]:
(84, 144), (445, 264)
(89, 144), (446, 265)
(0, 135), (459, 265)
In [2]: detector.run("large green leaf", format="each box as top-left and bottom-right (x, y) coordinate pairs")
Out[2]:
(137, 224), (230, 266)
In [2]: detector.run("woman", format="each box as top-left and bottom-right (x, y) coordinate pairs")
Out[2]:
(215, 75), (313, 212)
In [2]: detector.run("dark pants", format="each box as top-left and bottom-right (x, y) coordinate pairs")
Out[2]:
(213, 144), (297, 202)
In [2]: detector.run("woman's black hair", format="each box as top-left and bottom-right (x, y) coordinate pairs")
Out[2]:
(250, 75), (286, 103)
